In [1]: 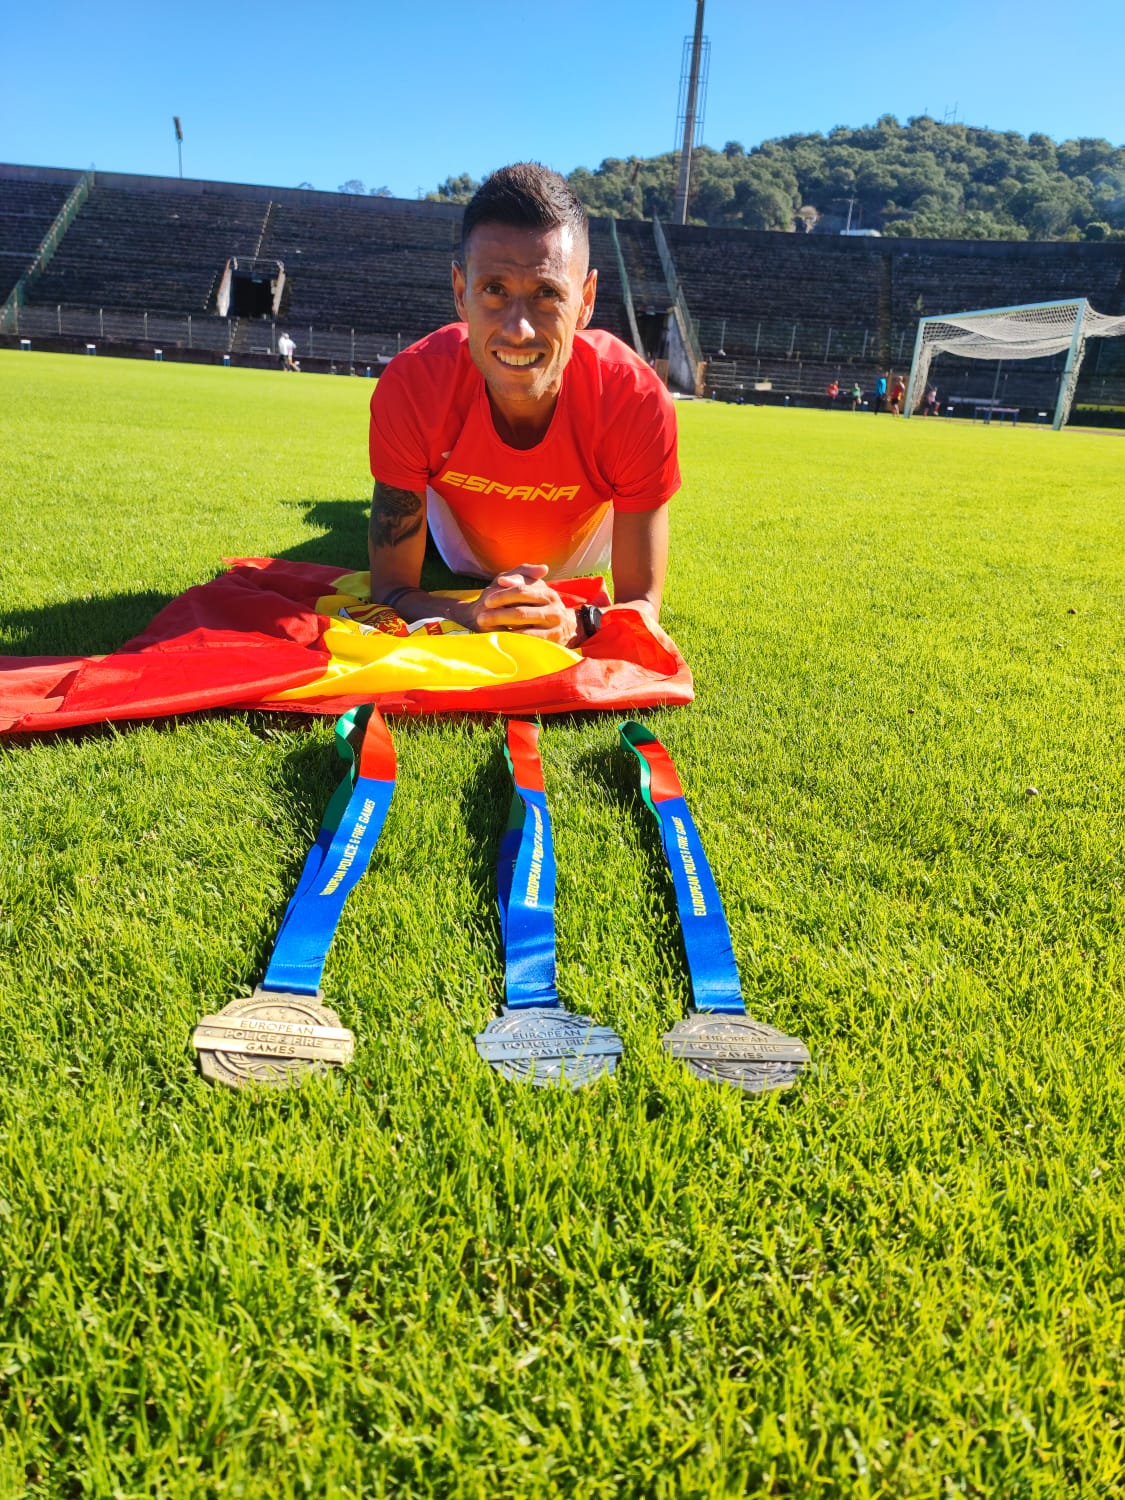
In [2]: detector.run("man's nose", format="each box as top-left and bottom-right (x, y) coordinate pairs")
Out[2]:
(501, 301), (536, 341)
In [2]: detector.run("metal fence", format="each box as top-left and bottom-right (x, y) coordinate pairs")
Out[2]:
(4, 304), (411, 363)
(693, 314), (915, 366)
(7, 301), (929, 372)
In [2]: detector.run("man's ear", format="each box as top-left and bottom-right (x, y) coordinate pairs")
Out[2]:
(451, 260), (467, 320)
(577, 267), (598, 330)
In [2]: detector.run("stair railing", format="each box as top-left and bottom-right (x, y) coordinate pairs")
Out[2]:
(651, 215), (705, 391)
(1, 170), (94, 333)
(605, 217), (644, 356)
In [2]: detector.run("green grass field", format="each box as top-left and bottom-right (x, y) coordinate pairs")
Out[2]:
(1, 351), (1123, 1498)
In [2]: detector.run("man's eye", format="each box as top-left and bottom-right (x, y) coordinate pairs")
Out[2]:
(482, 283), (505, 296)
(537, 287), (562, 300)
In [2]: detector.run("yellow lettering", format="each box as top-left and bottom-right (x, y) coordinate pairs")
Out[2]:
(318, 798), (377, 896)
(672, 816), (707, 915)
(438, 472), (580, 502)
(526, 804), (545, 905)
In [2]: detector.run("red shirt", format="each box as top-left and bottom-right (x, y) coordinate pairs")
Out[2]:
(369, 324), (680, 578)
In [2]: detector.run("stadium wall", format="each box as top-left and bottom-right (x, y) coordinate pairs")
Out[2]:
(2, 163), (1123, 412)
(0, 163), (464, 218)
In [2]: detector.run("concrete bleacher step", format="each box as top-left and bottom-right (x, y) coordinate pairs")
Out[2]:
(4, 166), (1121, 407)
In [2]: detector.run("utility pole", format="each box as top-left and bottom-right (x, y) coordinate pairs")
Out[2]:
(673, 1), (706, 226)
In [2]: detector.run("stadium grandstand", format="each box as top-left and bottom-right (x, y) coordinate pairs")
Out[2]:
(2, 162), (1124, 420)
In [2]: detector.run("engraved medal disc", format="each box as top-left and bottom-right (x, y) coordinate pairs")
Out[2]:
(192, 987), (355, 1089)
(663, 1012), (810, 1094)
(474, 1007), (623, 1089)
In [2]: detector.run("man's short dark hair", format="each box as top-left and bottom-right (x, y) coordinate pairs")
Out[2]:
(460, 162), (589, 265)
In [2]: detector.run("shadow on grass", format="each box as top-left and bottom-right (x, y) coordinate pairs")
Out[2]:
(457, 736), (513, 935)
(273, 495), (470, 596)
(0, 589), (175, 657)
(259, 730), (348, 925)
(0, 496), (466, 661)
(271, 496), (369, 569)
(572, 736), (691, 1006)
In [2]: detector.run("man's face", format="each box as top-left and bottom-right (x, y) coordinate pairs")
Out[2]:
(452, 221), (597, 415)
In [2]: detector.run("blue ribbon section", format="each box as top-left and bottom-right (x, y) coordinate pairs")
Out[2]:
(261, 705), (395, 996)
(645, 793), (744, 1013)
(498, 723), (560, 1010)
(620, 724), (745, 1014)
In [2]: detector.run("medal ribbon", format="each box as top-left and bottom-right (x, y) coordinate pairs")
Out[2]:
(498, 720), (561, 1010)
(619, 721), (744, 1014)
(260, 703), (396, 996)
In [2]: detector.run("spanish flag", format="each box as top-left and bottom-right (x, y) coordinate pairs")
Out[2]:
(0, 558), (692, 734)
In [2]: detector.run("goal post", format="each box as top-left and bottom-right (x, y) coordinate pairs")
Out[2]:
(903, 298), (1125, 429)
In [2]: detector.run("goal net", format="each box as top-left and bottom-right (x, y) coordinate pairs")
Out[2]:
(904, 298), (1125, 428)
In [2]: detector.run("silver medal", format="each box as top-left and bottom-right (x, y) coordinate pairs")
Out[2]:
(474, 1006), (623, 1089)
(192, 987), (355, 1089)
(663, 1012), (810, 1094)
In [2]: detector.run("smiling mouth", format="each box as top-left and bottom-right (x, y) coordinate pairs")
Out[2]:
(493, 350), (544, 367)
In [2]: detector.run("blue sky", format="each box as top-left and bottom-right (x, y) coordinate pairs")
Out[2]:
(3, 0), (1121, 197)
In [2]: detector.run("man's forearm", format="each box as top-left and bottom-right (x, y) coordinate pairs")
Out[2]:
(610, 505), (669, 622)
(608, 592), (660, 622)
(369, 482), (466, 621)
(373, 582), (475, 629)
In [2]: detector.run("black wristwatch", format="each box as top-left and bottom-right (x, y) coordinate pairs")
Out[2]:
(576, 604), (604, 640)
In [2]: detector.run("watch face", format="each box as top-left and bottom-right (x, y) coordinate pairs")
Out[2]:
(580, 604), (603, 636)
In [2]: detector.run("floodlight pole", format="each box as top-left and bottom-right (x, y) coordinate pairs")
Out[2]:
(673, 1), (705, 226)
(173, 116), (183, 179)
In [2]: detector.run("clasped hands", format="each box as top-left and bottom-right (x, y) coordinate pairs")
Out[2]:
(455, 564), (582, 647)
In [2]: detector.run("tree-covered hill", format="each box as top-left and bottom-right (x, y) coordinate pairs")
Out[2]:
(429, 117), (1125, 242)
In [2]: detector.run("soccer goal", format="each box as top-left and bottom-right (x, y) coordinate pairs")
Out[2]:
(903, 298), (1125, 429)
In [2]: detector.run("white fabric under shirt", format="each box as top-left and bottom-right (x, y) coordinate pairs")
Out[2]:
(425, 486), (614, 584)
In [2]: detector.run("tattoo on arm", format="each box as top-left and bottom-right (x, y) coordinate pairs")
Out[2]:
(369, 483), (424, 549)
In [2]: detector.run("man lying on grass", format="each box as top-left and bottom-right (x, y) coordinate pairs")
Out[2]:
(367, 162), (680, 648)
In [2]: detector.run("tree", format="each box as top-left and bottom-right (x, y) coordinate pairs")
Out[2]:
(426, 173), (482, 204)
(338, 179), (367, 195)
(527, 121), (1125, 240)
